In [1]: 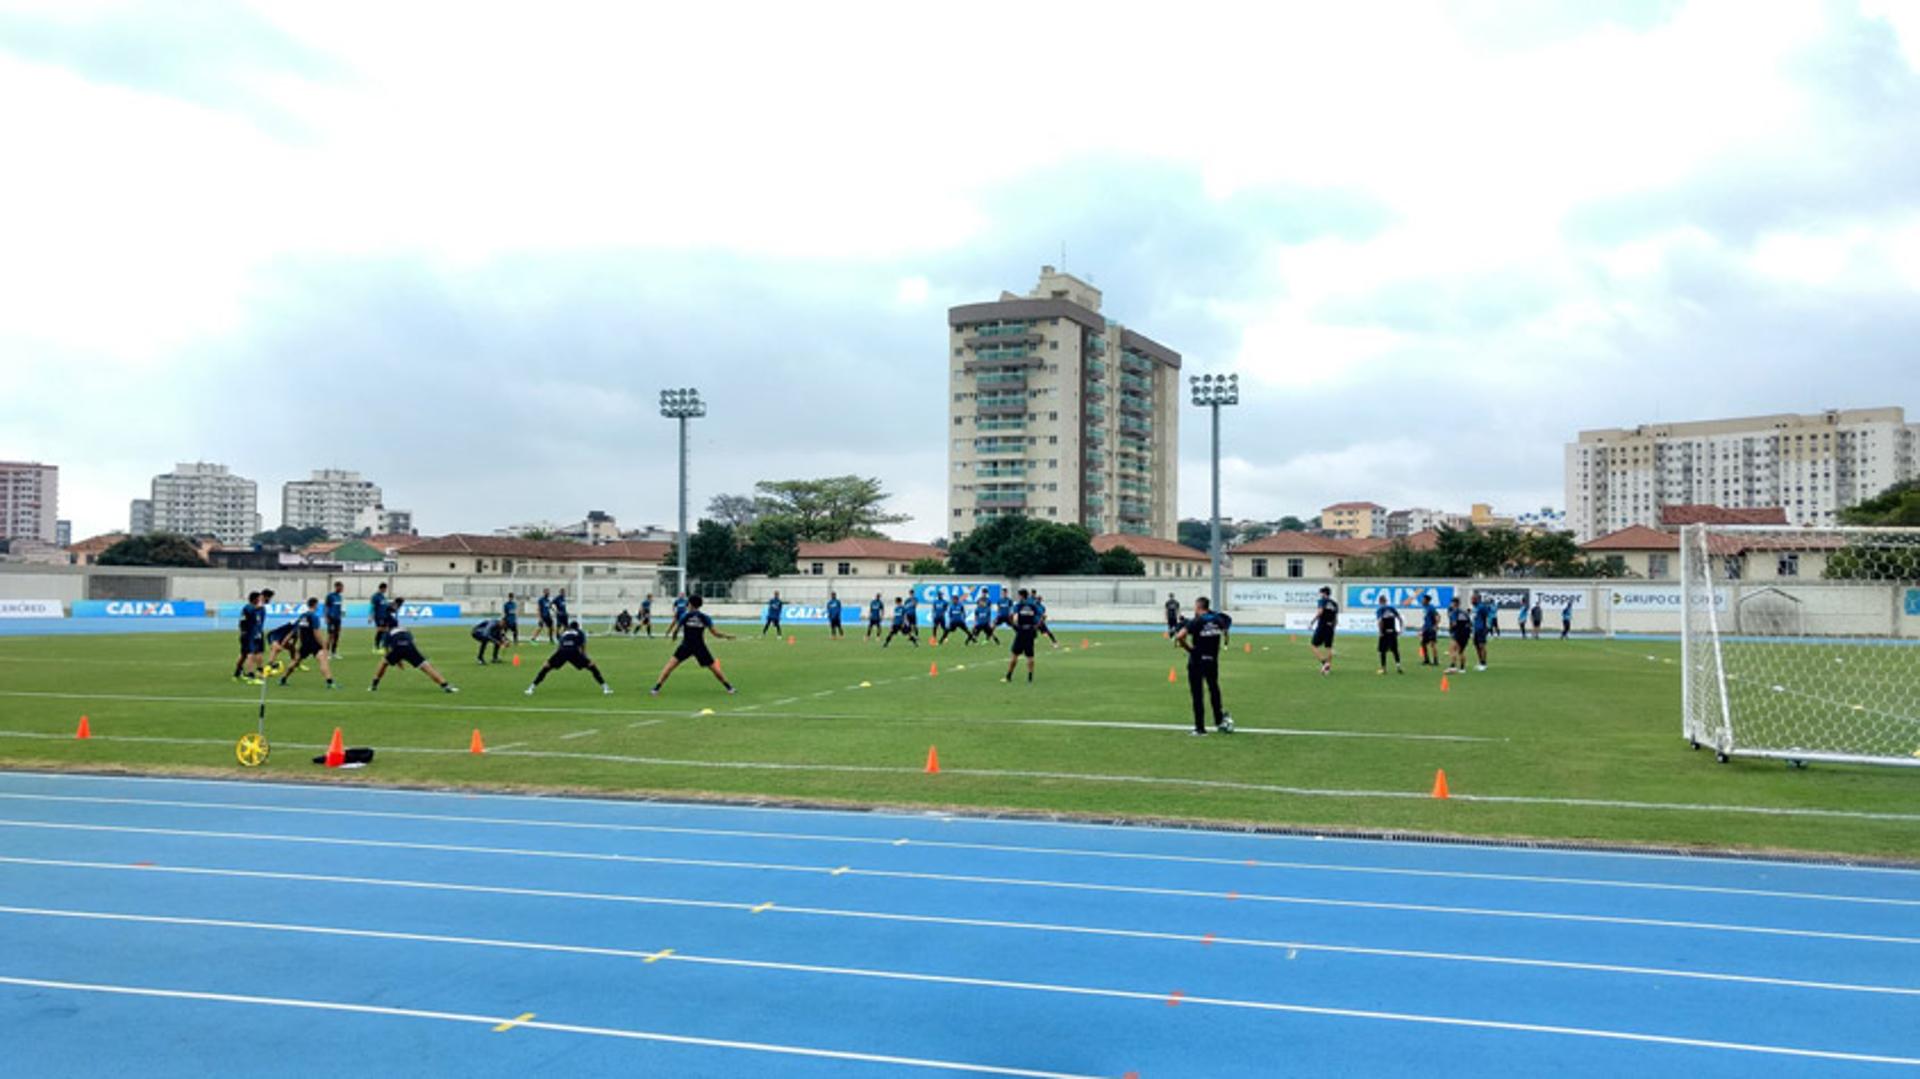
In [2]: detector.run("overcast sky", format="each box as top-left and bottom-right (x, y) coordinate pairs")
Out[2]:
(4, 1), (1918, 542)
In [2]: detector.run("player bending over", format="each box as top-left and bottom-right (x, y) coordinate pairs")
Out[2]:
(276, 598), (337, 689)
(1172, 597), (1234, 735)
(1374, 597), (1404, 674)
(369, 610), (458, 693)
(652, 596), (735, 695)
(882, 597), (918, 648)
(527, 621), (612, 695)
(472, 617), (509, 663)
(613, 609), (634, 634)
(1002, 589), (1042, 683)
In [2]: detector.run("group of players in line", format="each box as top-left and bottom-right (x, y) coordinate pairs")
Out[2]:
(1289, 587), (1574, 676)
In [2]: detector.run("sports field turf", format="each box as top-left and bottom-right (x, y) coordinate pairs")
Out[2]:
(0, 626), (1915, 861)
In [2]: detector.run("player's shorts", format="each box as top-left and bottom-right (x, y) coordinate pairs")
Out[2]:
(673, 640), (716, 668)
(296, 632), (324, 659)
(1187, 654), (1218, 679)
(384, 643), (427, 668)
(828, 615), (842, 628)
(1377, 632), (1398, 650)
(1472, 629), (1489, 646)
(1451, 626), (1471, 646)
(868, 614), (882, 626)
(239, 633), (264, 655)
(973, 620), (990, 632)
(547, 647), (592, 671)
(539, 614), (555, 628)
(1010, 631), (1036, 658)
(504, 616), (518, 630)
(1310, 626), (1335, 649)
(1420, 628), (1438, 644)
(325, 616), (342, 633)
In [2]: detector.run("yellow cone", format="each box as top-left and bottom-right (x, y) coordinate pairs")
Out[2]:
(698, 708), (715, 715)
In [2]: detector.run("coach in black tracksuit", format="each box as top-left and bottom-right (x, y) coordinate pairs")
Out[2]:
(1173, 598), (1235, 736)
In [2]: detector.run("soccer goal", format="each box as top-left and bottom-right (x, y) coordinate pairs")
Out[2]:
(1680, 524), (1920, 767)
(504, 562), (671, 631)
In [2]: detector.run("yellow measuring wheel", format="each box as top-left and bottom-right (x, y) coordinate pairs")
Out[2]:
(235, 732), (270, 767)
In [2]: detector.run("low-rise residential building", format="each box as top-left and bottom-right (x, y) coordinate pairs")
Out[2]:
(396, 535), (669, 577)
(1091, 532), (1211, 579)
(1320, 501), (1386, 538)
(1229, 532), (1367, 580)
(1580, 520), (1827, 581)
(66, 532), (127, 565)
(795, 538), (946, 578)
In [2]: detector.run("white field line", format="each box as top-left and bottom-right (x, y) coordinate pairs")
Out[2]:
(0, 727), (1914, 822)
(557, 729), (600, 741)
(2, 791), (1909, 909)
(15, 771), (1916, 879)
(2, 885), (1917, 1000)
(1, 826), (1914, 946)
(0, 974), (1099, 1078)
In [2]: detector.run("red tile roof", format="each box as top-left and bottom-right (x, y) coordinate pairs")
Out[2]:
(1090, 533), (1209, 561)
(1322, 501), (1386, 512)
(1231, 532), (1364, 556)
(796, 538), (946, 562)
(1658, 505), (1790, 526)
(1580, 525), (1680, 551)
(401, 534), (667, 561)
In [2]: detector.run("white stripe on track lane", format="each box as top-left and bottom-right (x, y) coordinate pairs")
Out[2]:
(1, 728), (1915, 822)
(15, 771), (1916, 878)
(2, 889), (1916, 999)
(1, 826), (1915, 946)
(0, 974), (1101, 1078)
(3, 791), (1910, 908)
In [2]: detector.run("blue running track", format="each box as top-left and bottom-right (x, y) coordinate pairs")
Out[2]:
(1, 771), (1916, 1077)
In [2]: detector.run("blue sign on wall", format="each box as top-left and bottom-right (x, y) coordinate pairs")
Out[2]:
(218, 601), (376, 620)
(912, 583), (1004, 606)
(393, 603), (463, 621)
(1345, 584), (1455, 609)
(1907, 588), (1920, 617)
(71, 600), (207, 618)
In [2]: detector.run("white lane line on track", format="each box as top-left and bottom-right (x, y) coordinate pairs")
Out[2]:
(4, 962), (1913, 1067)
(2, 791), (1909, 908)
(3, 729), (1911, 822)
(0, 974), (1099, 1078)
(2, 827), (1914, 946)
(3, 894), (1917, 999)
(15, 771), (1915, 878)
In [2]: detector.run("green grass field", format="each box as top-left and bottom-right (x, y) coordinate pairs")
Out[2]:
(1, 624), (1915, 860)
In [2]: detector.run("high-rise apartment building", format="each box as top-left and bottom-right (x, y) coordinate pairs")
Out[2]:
(946, 267), (1180, 542)
(0, 461), (58, 544)
(129, 499), (153, 536)
(283, 469), (383, 536)
(148, 462), (260, 546)
(1565, 407), (1920, 540)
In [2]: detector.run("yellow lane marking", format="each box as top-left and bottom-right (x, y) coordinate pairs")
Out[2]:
(832, 866), (849, 876)
(492, 1011), (535, 1033)
(751, 902), (774, 914)
(644, 949), (674, 964)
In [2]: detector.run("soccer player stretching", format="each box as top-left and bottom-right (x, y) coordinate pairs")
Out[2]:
(1309, 586), (1339, 674)
(652, 596), (735, 695)
(1172, 597), (1234, 735)
(1033, 594), (1060, 649)
(527, 621), (612, 695)
(1375, 598), (1404, 674)
(865, 593), (884, 641)
(1002, 589), (1042, 683)
(472, 617), (508, 664)
(533, 589), (555, 644)
(232, 590), (266, 683)
(369, 607), (458, 693)
(971, 592), (995, 644)
(882, 597), (918, 648)
(943, 598), (971, 644)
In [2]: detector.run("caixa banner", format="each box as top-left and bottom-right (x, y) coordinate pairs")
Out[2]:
(1346, 584), (1455, 609)
(218, 601), (376, 620)
(71, 600), (207, 618)
(912, 583), (1005, 606)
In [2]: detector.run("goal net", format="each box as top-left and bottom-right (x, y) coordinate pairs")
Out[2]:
(1680, 524), (1920, 767)
(505, 561), (676, 631)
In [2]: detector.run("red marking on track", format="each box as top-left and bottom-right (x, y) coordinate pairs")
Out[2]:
(1226, 890), (1238, 901)
(1166, 990), (1184, 1007)
(131, 861), (154, 867)
(1245, 858), (1256, 867)
(1201, 932), (1215, 946)
(1123, 1072), (1140, 1079)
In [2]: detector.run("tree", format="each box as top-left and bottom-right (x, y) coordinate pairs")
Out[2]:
(908, 556), (948, 575)
(97, 532), (207, 567)
(687, 520), (744, 584)
(518, 527), (558, 541)
(251, 525), (327, 549)
(947, 516), (1098, 576)
(705, 494), (764, 530)
(752, 476), (908, 542)
(1276, 516), (1309, 532)
(1176, 519), (1213, 552)
(741, 516), (799, 576)
(1097, 544), (1146, 576)
(1840, 479), (1920, 526)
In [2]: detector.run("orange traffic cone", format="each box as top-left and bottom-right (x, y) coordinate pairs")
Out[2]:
(929, 662), (939, 677)
(1440, 674), (1450, 693)
(469, 729), (486, 755)
(925, 746), (941, 774)
(1080, 638), (1090, 650)
(1431, 769), (1450, 799)
(324, 727), (345, 768)
(1167, 667), (1178, 684)
(75, 715), (90, 740)
(511, 653), (521, 668)
(1244, 642), (1252, 653)
(787, 635), (795, 645)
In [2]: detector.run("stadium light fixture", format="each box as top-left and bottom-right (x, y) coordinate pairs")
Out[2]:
(1188, 374), (1239, 610)
(659, 388), (706, 594)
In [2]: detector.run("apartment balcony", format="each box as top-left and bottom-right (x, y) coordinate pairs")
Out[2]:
(1085, 405), (1108, 424)
(974, 438), (1026, 454)
(1119, 396), (1152, 417)
(977, 490), (1028, 508)
(1119, 415), (1152, 435)
(1118, 499), (1150, 520)
(974, 371), (1029, 390)
(1119, 373), (1153, 395)
(1085, 359), (1108, 381)
(976, 417), (1026, 432)
(1119, 353), (1153, 376)
(976, 466), (1028, 479)
(977, 395), (1028, 416)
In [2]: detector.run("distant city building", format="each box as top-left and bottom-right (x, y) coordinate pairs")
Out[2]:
(147, 462), (259, 546)
(1565, 407), (1920, 540)
(67, 532), (127, 565)
(494, 512), (620, 545)
(351, 504), (414, 536)
(1384, 507), (1467, 538)
(1468, 502), (1516, 530)
(129, 498), (153, 536)
(54, 519), (71, 547)
(0, 460), (58, 544)
(795, 538), (946, 577)
(1514, 507), (1567, 533)
(1320, 501), (1386, 539)
(948, 266), (1181, 542)
(282, 469), (383, 537)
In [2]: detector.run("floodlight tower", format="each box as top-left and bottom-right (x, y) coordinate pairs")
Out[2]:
(658, 387), (706, 595)
(1188, 373), (1239, 611)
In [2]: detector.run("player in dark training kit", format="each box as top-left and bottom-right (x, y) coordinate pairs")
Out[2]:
(472, 618), (508, 664)
(527, 621), (612, 695)
(1172, 597), (1234, 735)
(762, 592), (784, 636)
(865, 594), (884, 641)
(652, 596), (735, 695)
(1374, 598), (1404, 674)
(370, 583), (393, 653)
(232, 590), (268, 683)
(638, 594), (654, 637)
(1002, 589), (1042, 683)
(1446, 596), (1472, 673)
(1309, 586), (1339, 675)
(972, 592), (996, 643)
(502, 593), (521, 644)
(941, 597), (971, 644)
(669, 593), (689, 638)
(533, 590), (555, 644)
(1471, 591), (1495, 671)
(323, 582), (346, 655)
(826, 592), (845, 638)
(882, 597), (917, 648)
(276, 598), (337, 688)
(1417, 592), (1440, 666)
(1164, 593), (1181, 637)
(369, 607), (458, 693)
(552, 591), (570, 633)
(1033, 594), (1060, 649)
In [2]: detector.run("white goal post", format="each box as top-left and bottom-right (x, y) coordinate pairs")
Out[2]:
(504, 562), (679, 631)
(1680, 524), (1920, 767)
